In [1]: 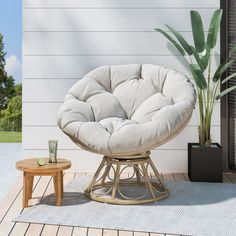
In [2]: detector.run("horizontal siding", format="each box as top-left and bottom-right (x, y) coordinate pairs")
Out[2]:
(23, 32), (220, 56)
(24, 0), (220, 9)
(23, 56), (220, 79)
(22, 126), (220, 150)
(24, 9), (217, 32)
(22, 102), (220, 126)
(22, 78), (220, 102)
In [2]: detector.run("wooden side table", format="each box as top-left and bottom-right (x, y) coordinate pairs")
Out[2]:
(16, 158), (71, 208)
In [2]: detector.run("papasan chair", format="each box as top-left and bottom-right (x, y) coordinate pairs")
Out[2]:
(57, 64), (196, 204)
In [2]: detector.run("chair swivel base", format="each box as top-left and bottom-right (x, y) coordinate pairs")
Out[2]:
(84, 153), (169, 205)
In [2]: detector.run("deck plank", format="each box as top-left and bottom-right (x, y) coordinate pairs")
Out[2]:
(11, 173), (75, 236)
(41, 175), (54, 197)
(12, 176), (52, 235)
(223, 173), (231, 183)
(183, 173), (190, 181)
(134, 231), (149, 236)
(28, 176), (51, 207)
(9, 222), (29, 236)
(119, 230), (133, 236)
(166, 234), (181, 236)
(226, 173), (236, 183)
(150, 233), (165, 236)
(87, 228), (103, 236)
(162, 174), (175, 181)
(0, 179), (22, 222)
(173, 173), (185, 181)
(57, 225), (73, 236)
(103, 229), (118, 236)
(0, 176), (40, 235)
(25, 223), (44, 236)
(11, 176), (50, 235)
(72, 227), (88, 236)
(41, 224), (59, 236)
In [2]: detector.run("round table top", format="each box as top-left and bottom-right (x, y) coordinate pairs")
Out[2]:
(16, 158), (71, 173)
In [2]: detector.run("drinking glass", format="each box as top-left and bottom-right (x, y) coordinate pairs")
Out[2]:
(48, 140), (58, 163)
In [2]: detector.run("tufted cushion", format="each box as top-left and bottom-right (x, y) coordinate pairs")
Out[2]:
(57, 64), (196, 156)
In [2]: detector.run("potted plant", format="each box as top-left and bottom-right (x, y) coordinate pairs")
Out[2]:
(156, 9), (236, 182)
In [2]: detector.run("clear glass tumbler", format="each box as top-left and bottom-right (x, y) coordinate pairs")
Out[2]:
(48, 140), (58, 163)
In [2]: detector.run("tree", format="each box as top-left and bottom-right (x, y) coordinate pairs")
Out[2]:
(15, 83), (22, 96)
(0, 34), (15, 110)
(0, 95), (22, 131)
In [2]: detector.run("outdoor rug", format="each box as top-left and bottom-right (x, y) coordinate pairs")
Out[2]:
(14, 175), (236, 236)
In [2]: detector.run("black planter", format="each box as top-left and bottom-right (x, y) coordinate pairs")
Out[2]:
(188, 143), (223, 182)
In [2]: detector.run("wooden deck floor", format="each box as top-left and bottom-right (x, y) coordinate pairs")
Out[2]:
(0, 172), (235, 236)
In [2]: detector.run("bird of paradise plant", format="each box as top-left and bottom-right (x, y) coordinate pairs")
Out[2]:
(156, 9), (236, 147)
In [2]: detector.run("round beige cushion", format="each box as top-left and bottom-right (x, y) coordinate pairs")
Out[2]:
(57, 64), (196, 156)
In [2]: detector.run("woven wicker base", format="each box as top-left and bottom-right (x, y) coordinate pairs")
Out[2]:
(84, 153), (169, 205)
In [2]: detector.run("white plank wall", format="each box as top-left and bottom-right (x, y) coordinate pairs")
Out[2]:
(24, 0), (220, 9)
(24, 32), (220, 55)
(23, 56), (220, 79)
(23, 0), (220, 173)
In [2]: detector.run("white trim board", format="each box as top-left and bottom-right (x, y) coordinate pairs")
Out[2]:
(24, 0), (220, 9)
(23, 32), (220, 56)
(24, 9), (218, 32)
(23, 56), (220, 79)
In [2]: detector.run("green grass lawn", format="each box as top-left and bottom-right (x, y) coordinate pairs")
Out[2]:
(0, 131), (22, 143)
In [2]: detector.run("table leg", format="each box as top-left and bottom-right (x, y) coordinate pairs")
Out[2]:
(60, 171), (64, 198)
(28, 175), (34, 199)
(23, 173), (30, 208)
(53, 173), (58, 202)
(53, 172), (62, 206)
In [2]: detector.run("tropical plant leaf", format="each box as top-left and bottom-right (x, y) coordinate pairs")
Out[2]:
(213, 60), (234, 82)
(216, 85), (236, 100)
(190, 64), (207, 89)
(201, 43), (211, 69)
(165, 24), (193, 55)
(155, 29), (185, 56)
(190, 10), (205, 53)
(229, 44), (236, 58)
(207, 9), (222, 49)
(221, 72), (236, 84)
(191, 46), (206, 72)
(213, 64), (223, 82)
